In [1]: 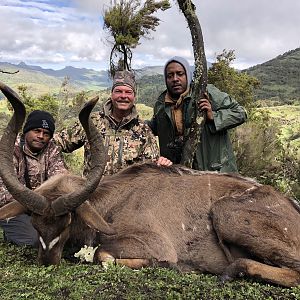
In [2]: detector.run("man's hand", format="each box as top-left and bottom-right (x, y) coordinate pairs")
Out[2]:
(198, 98), (213, 121)
(156, 156), (173, 167)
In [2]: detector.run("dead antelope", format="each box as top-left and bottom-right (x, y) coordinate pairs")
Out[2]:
(0, 82), (300, 287)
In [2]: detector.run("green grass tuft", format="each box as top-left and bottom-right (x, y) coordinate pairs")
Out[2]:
(0, 229), (299, 299)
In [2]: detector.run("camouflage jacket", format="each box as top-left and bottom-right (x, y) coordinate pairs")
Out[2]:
(55, 99), (160, 176)
(0, 136), (68, 207)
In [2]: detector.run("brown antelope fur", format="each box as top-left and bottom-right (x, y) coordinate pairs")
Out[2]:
(1, 81), (300, 287)
(24, 164), (300, 287)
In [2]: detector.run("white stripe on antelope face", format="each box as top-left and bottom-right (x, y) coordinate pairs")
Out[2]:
(39, 236), (60, 250)
(39, 237), (46, 250)
(49, 236), (60, 250)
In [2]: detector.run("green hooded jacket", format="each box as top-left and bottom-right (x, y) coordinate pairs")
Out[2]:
(148, 84), (247, 173)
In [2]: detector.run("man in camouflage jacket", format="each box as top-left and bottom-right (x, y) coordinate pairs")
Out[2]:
(55, 70), (172, 176)
(0, 110), (67, 246)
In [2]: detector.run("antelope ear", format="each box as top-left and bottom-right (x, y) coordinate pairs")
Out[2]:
(0, 201), (27, 219)
(76, 201), (115, 235)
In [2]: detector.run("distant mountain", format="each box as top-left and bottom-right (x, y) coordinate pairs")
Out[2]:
(244, 48), (300, 103)
(0, 61), (168, 97)
(1, 52), (299, 104)
(19, 63), (107, 82)
(0, 61), (111, 93)
(0, 62), (63, 96)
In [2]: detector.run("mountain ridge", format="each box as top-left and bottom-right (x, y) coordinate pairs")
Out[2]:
(244, 47), (300, 103)
(1, 48), (300, 103)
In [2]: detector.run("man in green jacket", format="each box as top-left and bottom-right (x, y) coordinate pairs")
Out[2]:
(147, 56), (247, 173)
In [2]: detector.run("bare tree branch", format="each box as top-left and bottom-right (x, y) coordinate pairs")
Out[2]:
(0, 69), (19, 74)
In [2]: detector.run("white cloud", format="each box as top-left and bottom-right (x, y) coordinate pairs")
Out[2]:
(0, 0), (299, 70)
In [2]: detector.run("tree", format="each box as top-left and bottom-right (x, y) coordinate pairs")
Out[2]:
(176, 0), (208, 167)
(103, 0), (170, 76)
(208, 49), (260, 110)
(15, 85), (59, 119)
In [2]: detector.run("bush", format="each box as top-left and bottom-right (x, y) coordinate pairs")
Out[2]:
(232, 110), (300, 199)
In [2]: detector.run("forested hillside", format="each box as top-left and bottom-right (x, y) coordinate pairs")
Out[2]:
(245, 48), (300, 103)
(136, 74), (165, 107)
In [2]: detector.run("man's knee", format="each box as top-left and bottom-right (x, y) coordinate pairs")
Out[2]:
(0, 214), (38, 247)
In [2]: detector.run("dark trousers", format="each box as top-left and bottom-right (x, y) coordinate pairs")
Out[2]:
(0, 214), (38, 247)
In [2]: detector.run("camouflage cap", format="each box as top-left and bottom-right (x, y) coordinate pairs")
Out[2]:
(112, 70), (136, 92)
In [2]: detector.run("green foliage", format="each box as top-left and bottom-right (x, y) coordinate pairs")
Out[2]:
(0, 63), (62, 97)
(208, 49), (260, 110)
(104, 0), (170, 48)
(104, 0), (170, 75)
(233, 110), (300, 199)
(55, 77), (89, 130)
(62, 148), (84, 176)
(16, 85), (60, 119)
(1, 232), (300, 299)
(136, 74), (165, 107)
(10, 81), (92, 131)
(265, 105), (300, 156)
(245, 47), (300, 103)
(0, 111), (11, 136)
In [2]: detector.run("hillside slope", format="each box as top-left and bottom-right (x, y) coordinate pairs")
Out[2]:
(0, 62), (113, 94)
(244, 48), (300, 102)
(0, 62), (63, 96)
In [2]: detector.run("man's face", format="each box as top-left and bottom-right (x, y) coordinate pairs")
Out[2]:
(25, 128), (51, 153)
(111, 85), (135, 113)
(165, 62), (188, 99)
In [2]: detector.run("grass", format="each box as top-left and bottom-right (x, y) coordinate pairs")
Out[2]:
(0, 99), (9, 113)
(0, 229), (300, 299)
(0, 69), (62, 97)
(263, 105), (300, 157)
(136, 103), (153, 120)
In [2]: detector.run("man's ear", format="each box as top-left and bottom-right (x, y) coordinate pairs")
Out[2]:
(0, 201), (27, 220)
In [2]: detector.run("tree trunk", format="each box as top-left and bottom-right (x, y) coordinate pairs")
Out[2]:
(177, 0), (207, 168)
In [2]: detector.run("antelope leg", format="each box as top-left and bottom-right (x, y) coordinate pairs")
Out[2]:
(221, 258), (300, 287)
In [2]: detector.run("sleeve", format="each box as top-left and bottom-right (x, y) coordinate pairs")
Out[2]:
(54, 121), (86, 153)
(207, 85), (247, 133)
(47, 141), (68, 178)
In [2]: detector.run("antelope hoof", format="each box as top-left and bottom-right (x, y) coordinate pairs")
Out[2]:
(94, 250), (115, 266)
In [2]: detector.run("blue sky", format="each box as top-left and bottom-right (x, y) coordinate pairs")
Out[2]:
(1, 0), (300, 71)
